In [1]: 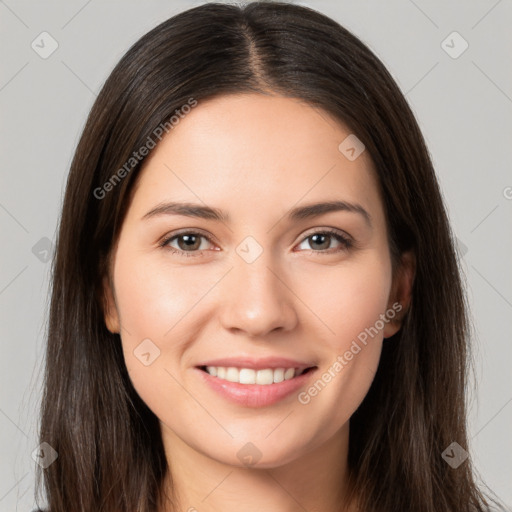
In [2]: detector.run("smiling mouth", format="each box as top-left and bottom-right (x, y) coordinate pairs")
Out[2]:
(196, 365), (317, 385)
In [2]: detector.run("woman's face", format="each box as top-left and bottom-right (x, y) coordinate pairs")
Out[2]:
(103, 93), (412, 468)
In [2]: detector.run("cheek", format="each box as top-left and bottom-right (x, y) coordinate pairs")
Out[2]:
(111, 247), (224, 410)
(113, 250), (200, 342)
(292, 254), (391, 422)
(295, 251), (392, 350)
(112, 255), (193, 422)
(111, 251), (186, 378)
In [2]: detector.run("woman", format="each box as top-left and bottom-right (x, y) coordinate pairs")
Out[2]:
(34, 2), (507, 511)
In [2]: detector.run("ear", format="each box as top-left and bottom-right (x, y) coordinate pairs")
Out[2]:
(101, 274), (120, 334)
(383, 250), (416, 339)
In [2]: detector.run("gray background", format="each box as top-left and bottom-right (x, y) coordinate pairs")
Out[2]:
(1, 0), (511, 510)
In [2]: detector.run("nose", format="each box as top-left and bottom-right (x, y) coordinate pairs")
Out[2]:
(218, 251), (298, 338)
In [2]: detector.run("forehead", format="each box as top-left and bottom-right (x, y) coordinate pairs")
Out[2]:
(127, 93), (384, 226)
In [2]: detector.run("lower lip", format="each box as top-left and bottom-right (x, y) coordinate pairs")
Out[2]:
(194, 367), (317, 408)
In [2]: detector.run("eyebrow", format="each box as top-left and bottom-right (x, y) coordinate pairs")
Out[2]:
(142, 200), (372, 228)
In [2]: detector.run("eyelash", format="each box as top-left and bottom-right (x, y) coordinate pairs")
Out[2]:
(159, 229), (354, 258)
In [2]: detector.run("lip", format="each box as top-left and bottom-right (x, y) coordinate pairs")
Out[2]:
(194, 365), (318, 408)
(195, 356), (316, 373)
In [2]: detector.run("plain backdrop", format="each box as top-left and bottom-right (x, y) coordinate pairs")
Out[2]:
(0, 0), (511, 510)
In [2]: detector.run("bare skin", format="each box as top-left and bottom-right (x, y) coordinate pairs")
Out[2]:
(102, 93), (415, 512)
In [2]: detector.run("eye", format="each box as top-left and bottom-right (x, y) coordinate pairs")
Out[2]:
(160, 231), (215, 257)
(160, 228), (353, 258)
(295, 229), (353, 254)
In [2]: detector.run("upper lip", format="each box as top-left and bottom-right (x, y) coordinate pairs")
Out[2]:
(196, 357), (317, 373)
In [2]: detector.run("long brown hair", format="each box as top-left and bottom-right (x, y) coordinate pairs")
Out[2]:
(35, 2), (505, 511)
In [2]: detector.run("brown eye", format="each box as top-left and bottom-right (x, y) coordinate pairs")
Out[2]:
(160, 232), (214, 257)
(175, 234), (202, 251)
(308, 233), (331, 250)
(297, 229), (352, 253)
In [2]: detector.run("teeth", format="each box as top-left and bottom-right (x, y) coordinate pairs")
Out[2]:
(205, 366), (301, 385)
